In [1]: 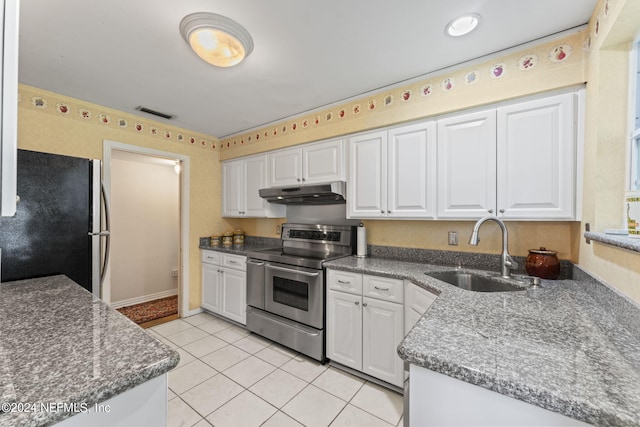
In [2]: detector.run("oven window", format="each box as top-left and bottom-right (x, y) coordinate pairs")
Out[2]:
(273, 277), (309, 311)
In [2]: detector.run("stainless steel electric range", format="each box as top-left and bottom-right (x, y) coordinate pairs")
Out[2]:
(246, 223), (356, 362)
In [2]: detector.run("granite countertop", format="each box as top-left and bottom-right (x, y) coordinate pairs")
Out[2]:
(0, 275), (179, 427)
(323, 256), (640, 427)
(199, 236), (281, 256)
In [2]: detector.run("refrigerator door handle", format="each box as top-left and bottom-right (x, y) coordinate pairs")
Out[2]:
(99, 182), (111, 289)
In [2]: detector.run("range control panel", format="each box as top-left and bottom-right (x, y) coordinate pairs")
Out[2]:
(287, 229), (341, 242)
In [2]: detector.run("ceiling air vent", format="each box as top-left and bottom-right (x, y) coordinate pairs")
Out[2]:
(135, 106), (174, 120)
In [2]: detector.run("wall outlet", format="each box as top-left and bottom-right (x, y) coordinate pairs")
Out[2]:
(276, 224), (282, 235)
(448, 231), (458, 246)
(172, 268), (179, 278)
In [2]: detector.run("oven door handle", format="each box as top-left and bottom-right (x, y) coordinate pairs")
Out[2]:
(265, 263), (321, 277)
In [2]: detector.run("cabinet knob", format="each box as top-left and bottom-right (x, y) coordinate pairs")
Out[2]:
(297, 178), (301, 182)
(380, 210), (384, 214)
(355, 301), (360, 306)
(488, 209), (494, 214)
(387, 210), (391, 214)
(362, 302), (368, 307)
(499, 209), (505, 213)
(302, 178), (306, 182)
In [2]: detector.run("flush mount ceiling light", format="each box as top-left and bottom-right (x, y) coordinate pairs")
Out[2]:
(445, 14), (481, 37)
(179, 12), (253, 67)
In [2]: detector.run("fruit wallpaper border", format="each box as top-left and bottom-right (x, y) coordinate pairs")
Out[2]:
(220, 28), (591, 154)
(18, 85), (219, 151)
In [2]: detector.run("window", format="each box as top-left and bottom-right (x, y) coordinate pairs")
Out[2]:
(631, 40), (640, 190)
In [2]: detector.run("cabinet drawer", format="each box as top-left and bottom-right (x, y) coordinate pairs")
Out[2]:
(201, 250), (222, 265)
(327, 269), (362, 295)
(363, 275), (403, 303)
(405, 281), (437, 314)
(223, 254), (246, 271)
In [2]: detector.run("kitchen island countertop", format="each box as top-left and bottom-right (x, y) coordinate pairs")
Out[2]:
(323, 256), (640, 427)
(0, 275), (179, 427)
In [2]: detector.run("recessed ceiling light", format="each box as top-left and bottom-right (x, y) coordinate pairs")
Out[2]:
(445, 14), (481, 37)
(179, 12), (253, 67)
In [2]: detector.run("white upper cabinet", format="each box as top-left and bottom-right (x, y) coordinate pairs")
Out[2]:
(243, 155), (272, 216)
(222, 154), (284, 218)
(436, 91), (578, 220)
(222, 159), (243, 217)
(269, 147), (303, 187)
(0, 0), (20, 217)
(302, 138), (344, 184)
(348, 131), (387, 217)
(387, 122), (436, 218)
(348, 122), (437, 219)
(496, 93), (575, 219)
(268, 138), (344, 187)
(437, 110), (497, 219)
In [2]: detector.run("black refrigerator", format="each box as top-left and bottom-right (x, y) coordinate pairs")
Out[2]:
(0, 149), (108, 294)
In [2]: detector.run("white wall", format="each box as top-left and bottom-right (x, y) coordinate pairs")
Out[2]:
(110, 152), (180, 305)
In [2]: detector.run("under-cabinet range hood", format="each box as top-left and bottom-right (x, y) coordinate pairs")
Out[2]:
(259, 181), (346, 205)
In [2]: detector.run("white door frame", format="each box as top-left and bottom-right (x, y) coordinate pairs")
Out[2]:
(103, 140), (191, 318)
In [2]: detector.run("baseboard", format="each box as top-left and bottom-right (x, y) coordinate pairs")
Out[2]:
(110, 289), (178, 309)
(183, 307), (204, 318)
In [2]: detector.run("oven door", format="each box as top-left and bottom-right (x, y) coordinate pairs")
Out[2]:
(264, 262), (324, 329)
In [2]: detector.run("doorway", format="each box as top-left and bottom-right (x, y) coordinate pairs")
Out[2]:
(102, 140), (191, 321)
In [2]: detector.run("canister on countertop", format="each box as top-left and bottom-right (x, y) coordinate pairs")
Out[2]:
(233, 229), (245, 245)
(626, 191), (640, 238)
(209, 235), (221, 246)
(525, 247), (560, 279)
(222, 231), (234, 246)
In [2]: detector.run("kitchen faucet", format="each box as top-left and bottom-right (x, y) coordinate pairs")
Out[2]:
(469, 216), (518, 279)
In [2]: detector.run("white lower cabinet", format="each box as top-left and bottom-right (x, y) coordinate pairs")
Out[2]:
(327, 269), (404, 387)
(409, 365), (590, 427)
(404, 280), (438, 334)
(362, 296), (404, 385)
(326, 289), (362, 369)
(220, 267), (247, 324)
(201, 251), (246, 325)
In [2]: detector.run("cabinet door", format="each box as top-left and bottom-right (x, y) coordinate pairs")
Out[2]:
(302, 139), (344, 184)
(497, 94), (575, 219)
(327, 290), (362, 370)
(437, 110), (497, 219)
(404, 281), (437, 335)
(202, 263), (222, 314)
(387, 122), (436, 218)
(347, 131), (387, 218)
(269, 147), (303, 187)
(243, 155), (269, 217)
(362, 297), (404, 387)
(220, 268), (247, 325)
(222, 160), (244, 217)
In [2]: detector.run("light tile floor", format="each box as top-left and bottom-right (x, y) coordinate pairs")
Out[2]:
(148, 312), (404, 427)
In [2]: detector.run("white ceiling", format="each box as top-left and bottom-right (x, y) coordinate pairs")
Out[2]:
(18, 0), (597, 139)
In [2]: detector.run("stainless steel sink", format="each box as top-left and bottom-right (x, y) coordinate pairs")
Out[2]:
(426, 271), (527, 292)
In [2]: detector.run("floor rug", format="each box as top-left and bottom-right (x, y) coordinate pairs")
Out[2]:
(116, 295), (178, 325)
